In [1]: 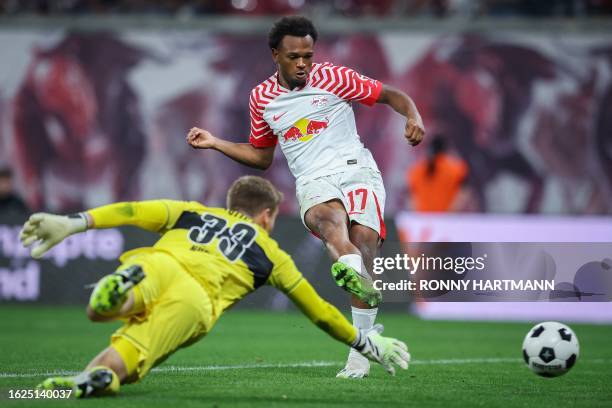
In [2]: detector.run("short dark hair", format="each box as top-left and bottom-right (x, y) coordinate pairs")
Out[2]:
(268, 16), (318, 50)
(226, 176), (283, 217)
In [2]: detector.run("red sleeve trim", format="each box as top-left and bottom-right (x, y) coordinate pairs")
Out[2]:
(249, 133), (277, 147)
(359, 79), (382, 106)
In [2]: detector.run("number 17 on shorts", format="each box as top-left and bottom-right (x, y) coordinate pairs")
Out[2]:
(342, 181), (386, 240)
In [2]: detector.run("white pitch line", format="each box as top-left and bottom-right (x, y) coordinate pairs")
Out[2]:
(411, 358), (520, 365)
(156, 361), (338, 373)
(0, 370), (80, 379)
(1, 358), (609, 379)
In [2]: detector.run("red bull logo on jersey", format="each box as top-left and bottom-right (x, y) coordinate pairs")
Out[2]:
(282, 118), (329, 143)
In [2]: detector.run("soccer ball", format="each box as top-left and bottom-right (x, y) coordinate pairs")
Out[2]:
(522, 321), (579, 377)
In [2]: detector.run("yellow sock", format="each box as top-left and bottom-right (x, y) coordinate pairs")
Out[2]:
(112, 337), (141, 382)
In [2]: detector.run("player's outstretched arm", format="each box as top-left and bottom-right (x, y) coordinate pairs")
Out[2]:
(377, 84), (425, 146)
(287, 279), (410, 375)
(186, 127), (275, 170)
(20, 201), (179, 258)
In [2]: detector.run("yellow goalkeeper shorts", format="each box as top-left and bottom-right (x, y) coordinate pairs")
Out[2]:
(110, 249), (213, 381)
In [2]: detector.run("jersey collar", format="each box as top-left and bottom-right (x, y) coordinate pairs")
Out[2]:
(275, 71), (309, 92)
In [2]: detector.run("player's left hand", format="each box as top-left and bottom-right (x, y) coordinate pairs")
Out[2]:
(353, 324), (410, 375)
(405, 117), (425, 146)
(20, 213), (87, 258)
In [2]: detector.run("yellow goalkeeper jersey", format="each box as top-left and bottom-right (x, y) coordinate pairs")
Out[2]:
(88, 199), (357, 346)
(89, 200), (303, 318)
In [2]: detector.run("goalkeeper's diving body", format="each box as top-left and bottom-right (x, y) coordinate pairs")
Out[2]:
(20, 176), (410, 398)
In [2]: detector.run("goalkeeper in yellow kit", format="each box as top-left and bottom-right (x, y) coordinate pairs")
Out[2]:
(19, 176), (409, 398)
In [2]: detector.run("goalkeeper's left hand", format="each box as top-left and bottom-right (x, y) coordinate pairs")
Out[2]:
(352, 324), (410, 376)
(20, 213), (88, 258)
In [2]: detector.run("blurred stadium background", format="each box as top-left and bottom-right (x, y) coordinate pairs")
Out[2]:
(1, 0), (612, 321)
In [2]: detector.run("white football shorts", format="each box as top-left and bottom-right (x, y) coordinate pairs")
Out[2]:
(296, 167), (387, 240)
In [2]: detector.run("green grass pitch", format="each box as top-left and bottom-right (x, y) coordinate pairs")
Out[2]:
(1, 306), (611, 407)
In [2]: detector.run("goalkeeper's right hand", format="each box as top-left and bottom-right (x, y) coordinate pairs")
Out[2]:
(20, 213), (88, 258)
(352, 324), (410, 376)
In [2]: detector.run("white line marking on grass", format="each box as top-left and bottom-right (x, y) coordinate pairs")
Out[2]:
(0, 370), (80, 379)
(2, 357), (610, 379)
(157, 361), (338, 373)
(411, 358), (520, 365)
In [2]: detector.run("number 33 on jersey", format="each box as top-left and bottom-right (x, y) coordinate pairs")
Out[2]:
(114, 200), (304, 309)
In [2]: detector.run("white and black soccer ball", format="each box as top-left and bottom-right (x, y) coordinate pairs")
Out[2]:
(522, 321), (579, 377)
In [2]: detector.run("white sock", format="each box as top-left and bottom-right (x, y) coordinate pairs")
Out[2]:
(347, 306), (378, 364)
(338, 254), (363, 275)
(351, 306), (378, 331)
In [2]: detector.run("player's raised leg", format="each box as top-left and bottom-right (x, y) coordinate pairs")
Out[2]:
(305, 200), (381, 307)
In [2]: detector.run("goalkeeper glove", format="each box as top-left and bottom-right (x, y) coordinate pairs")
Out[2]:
(20, 213), (88, 258)
(352, 324), (410, 376)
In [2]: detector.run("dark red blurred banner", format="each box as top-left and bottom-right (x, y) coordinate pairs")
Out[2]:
(0, 30), (611, 215)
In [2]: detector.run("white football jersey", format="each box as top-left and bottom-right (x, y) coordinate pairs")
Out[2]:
(248, 62), (382, 182)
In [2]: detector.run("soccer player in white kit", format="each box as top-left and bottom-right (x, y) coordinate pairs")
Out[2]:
(187, 16), (425, 378)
